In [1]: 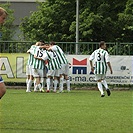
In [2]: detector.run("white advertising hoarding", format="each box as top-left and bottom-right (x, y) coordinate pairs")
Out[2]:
(0, 54), (132, 84)
(67, 55), (132, 84)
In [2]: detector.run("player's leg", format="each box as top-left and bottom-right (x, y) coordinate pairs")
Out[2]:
(26, 75), (34, 92)
(26, 65), (30, 85)
(26, 65), (30, 92)
(53, 69), (60, 92)
(34, 77), (41, 92)
(53, 76), (58, 92)
(26, 66), (34, 92)
(97, 81), (104, 97)
(40, 77), (44, 92)
(26, 75), (30, 85)
(64, 75), (70, 92)
(32, 68), (40, 92)
(42, 67), (47, 91)
(101, 74), (111, 96)
(64, 64), (71, 92)
(46, 70), (54, 92)
(33, 69), (45, 92)
(95, 74), (104, 97)
(101, 80), (111, 96)
(0, 76), (6, 99)
(59, 74), (64, 92)
(34, 78), (36, 88)
(46, 76), (51, 92)
(50, 78), (53, 91)
(26, 75), (30, 92)
(59, 65), (64, 93)
(38, 69), (45, 92)
(34, 78), (38, 91)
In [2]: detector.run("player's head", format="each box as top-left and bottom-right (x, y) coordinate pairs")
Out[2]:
(35, 42), (42, 46)
(40, 40), (45, 45)
(50, 41), (56, 46)
(0, 7), (8, 24)
(99, 41), (106, 50)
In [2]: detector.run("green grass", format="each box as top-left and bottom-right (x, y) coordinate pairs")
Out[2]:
(0, 89), (132, 133)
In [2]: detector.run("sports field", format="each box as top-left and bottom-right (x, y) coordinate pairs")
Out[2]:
(0, 89), (132, 133)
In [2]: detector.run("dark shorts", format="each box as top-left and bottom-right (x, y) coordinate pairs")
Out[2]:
(0, 76), (4, 83)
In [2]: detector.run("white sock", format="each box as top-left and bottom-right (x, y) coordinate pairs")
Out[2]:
(50, 78), (53, 90)
(97, 82), (104, 95)
(54, 79), (58, 91)
(38, 83), (42, 91)
(34, 79), (36, 87)
(46, 78), (50, 90)
(27, 80), (33, 91)
(66, 80), (70, 91)
(26, 78), (29, 85)
(59, 77), (64, 91)
(40, 78), (44, 89)
(34, 83), (38, 91)
(102, 80), (108, 90)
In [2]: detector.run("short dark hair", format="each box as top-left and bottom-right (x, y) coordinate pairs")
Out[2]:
(50, 41), (56, 45)
(39, 40), (45, 46)
(40, 40), (45, 43)
(99, 41), (105, 47)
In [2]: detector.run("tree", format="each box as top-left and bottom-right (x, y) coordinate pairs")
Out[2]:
(117, 0), (133, 42)
(0, 3), (15, 41)
(20, 0), (132, 43)
(20, 0), (75, 42)
(70, 0), (128, 42)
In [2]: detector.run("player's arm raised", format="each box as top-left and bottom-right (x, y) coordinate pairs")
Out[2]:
(39, 44), (50, 49)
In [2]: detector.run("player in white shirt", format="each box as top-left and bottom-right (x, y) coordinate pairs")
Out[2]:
(26, 45), (34, 92)
(26, 42), (39, 92)
(89, 41), (113, 97)
(48, 42), (70, 93)
(34, 46), (61, 92)
(27, 42), (46, 92)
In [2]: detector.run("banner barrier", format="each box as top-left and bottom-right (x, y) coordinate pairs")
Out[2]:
(0, 54), (132, 84)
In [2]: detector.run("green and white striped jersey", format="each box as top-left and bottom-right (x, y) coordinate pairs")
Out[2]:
(27, 45), (36, 66)
(40, 50), (61, 70)
(50, 45), (69, 65)
(89, 48), (109, 74)
(30, 46), (45, 69)
(27, 54), (34, 66)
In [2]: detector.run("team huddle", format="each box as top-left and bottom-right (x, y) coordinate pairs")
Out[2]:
(26, 41), (70, 93)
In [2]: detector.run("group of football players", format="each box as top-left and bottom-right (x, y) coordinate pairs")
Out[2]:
(26, 41), (70, 93)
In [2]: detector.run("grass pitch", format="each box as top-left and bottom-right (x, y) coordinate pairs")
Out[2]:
(0, 89), (132, 133)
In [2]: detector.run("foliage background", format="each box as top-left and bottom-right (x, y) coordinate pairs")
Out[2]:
(19, 0), (133, 42)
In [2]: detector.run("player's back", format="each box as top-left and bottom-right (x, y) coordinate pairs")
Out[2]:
(93, 48), (108, 74)
(46, 51), (61, 70)
(27, 45), (37, 66)
(94, 48), (107, 63)
(33, 47), (45, 69)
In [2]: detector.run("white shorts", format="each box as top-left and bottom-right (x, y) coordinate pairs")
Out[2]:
(60, 64), (69, 75)
(95, 74), (106, 81)
(26, 65), (33, 76)
(32, 68), (45, 78)
(47, 69), (60, 77)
